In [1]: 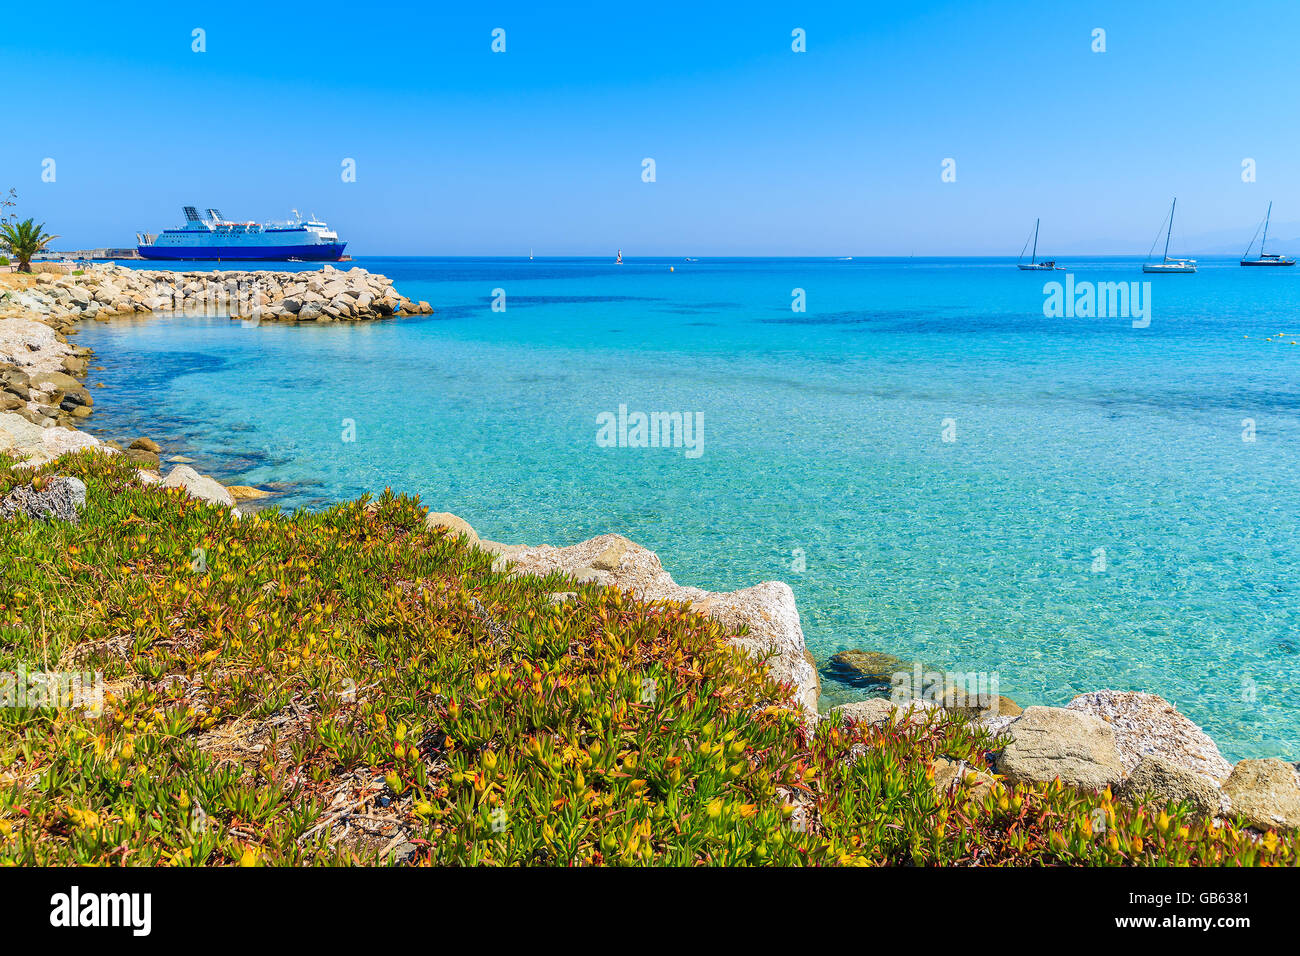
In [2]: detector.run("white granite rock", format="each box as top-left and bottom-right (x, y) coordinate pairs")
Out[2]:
(466, 528), (820, 717)
(1066, 690), (1232, 780)
(0, 411), (106, 466)
(161, 465), (235, 507)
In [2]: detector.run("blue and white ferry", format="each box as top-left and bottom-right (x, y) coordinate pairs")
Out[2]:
(136, 207), (347, 261)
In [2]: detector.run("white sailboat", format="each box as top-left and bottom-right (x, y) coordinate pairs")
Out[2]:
(1143, 199), (1197, 273)
(1240, 202), (1295, 266)
(1016, 218), (1062, 270)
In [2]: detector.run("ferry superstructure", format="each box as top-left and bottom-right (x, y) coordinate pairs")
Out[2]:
(136, 207), (347, 261)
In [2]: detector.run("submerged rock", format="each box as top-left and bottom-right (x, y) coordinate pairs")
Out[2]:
(933, 687), (1022, 720)
(994, 706), (1125, 792)
(227, 485), (272, 501)
(826, 650), (909, 686)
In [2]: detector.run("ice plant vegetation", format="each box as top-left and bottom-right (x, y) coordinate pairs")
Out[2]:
(0, 452), (1296, 866)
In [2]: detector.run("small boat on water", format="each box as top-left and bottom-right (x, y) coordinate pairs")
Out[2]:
(1143, 198), (1197, 273)
(1240, 202), (1295, 266)
(615, 249), (623, 265)
(1016, 219), (1062, 270)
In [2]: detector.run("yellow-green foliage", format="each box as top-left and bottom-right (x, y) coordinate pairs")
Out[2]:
(0, 452), (1295, 866)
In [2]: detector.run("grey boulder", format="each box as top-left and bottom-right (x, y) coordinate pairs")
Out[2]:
(994, 706), (1125, 792)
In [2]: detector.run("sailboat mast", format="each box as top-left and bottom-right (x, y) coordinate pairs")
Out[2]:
(1263, 201), (1272, 255)
(1032, 219), (1039, 264)
(1163, 199), (1176, 261)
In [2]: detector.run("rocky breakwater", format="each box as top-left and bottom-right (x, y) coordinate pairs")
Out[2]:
(423, 517), (821, 720)
(0, 263), (433, 330)
(2, 261), (427, 521)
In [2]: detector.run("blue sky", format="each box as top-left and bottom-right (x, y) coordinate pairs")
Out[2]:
(3, 0), (1299, 255)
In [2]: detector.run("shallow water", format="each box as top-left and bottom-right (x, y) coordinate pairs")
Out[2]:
(74, 256), (1300, 761)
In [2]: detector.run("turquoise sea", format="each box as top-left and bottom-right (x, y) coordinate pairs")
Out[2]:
(73, 257), (1300, 761)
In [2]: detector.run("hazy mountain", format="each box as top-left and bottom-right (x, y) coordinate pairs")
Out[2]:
(1055, 221), (1300, 257)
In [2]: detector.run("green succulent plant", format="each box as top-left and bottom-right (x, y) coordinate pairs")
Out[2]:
(0, 450), (1294, 866)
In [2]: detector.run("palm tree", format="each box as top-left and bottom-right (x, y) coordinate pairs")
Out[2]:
(0, 218), (59, 273)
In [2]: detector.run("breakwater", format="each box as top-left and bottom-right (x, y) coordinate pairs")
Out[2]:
(0, 263), (433, 332)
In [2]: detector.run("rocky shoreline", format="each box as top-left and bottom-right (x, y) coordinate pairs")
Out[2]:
(0, 262), (435, 490)
(0, 262), (433, 331)
(2, 269), (1298, 835)
(422, 515), (1299, 832)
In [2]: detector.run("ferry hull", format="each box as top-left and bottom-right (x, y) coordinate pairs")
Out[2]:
(136, 242), (347, 262)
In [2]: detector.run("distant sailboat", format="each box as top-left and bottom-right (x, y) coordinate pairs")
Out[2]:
(529, 248), (534, 260)
(1240, 202), (1295, 266)
(1016, 219), (1062, 270)
(1143, 198), (1197, 273)
(615, 249), (623, 265)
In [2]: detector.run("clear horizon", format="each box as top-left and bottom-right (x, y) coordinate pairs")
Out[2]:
(5, 1), (1300, 256)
